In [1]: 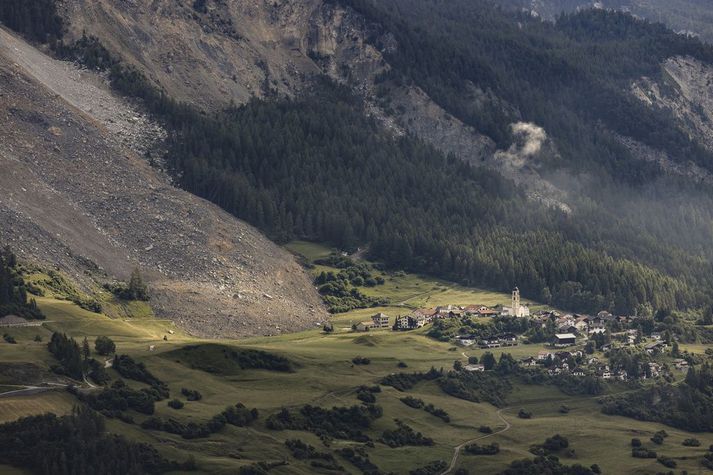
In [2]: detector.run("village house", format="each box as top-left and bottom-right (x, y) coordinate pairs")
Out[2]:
(456, 334), (478, 346)
(464, 363), (485, 372)
(412, 308), (437, 323)
(645, 341), (667, 355)
(598, 366), (613, 379)
(553, 333), (577, 347)
(574, 317), (589, 333)
(479, 333), (518, 349)
(371, 312), (390, 328)
(537, 351), (554, 361)
(395, 313), (428, 331)
(355, 321), (373, 332)
(520, 356), (538, 367)
(559, 324), (579, 335)
(647, 362), (661, 378)
(673, 358), (689, 371)
(499, 333), (518, 347)
(479, 336), (502, 348)
(572, 368), (586, 377)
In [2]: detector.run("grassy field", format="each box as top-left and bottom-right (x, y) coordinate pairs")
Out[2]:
(285, 240), (547, 328)
(1, 257), (713, 474)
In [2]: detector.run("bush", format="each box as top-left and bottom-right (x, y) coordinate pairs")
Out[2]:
(380, 420), (434, 447)
(518, 409), (532, 419)
(631, 438), (642, 447)
(3, 334), (17, 344)
(632, 447), (657, 458)
(397, 361), (408, 368)
(400, 396), (424, 409)
(168, 399), (184, 410)
(336, 447), (380, 473)
(266, 404), (382, 442)
(657, 456), (676, 468)
(94, 336), (116, 356)
(542, 434), (569, 452)
(479, 425), (493, 434)
(352, 356), (370, 365)
(464, 443), (500, 455)
(651, 431), (667, 445)
(409, 460), (447, 475)
(181, 388), (203, 401)
(683, 438), (701, 447)
(424, 403), (449, 422)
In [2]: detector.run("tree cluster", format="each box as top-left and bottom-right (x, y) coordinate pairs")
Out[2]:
(0, 247), (43, 319)
(0, 407), (195, 474)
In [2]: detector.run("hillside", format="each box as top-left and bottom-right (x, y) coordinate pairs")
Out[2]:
(0, 25), (326, 337)
(3, 292), (713, 474)
(496, 0), (713, 44)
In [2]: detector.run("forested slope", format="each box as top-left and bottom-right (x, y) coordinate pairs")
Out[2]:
(3, 0), (713, 317)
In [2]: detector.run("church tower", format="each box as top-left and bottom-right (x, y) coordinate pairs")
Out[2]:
(511, 287), (521, 317)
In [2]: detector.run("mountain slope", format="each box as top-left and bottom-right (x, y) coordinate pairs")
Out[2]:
(493, 0), (713, 44)
(0, 26), (325, 337)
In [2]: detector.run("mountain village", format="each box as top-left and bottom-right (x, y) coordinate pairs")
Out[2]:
(353, 288), (691, 383)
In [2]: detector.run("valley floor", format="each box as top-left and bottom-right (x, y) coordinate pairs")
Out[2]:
(1, 287), (712, 474)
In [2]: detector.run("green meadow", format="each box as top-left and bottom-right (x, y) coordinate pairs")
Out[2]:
(1, 251), (712, 474)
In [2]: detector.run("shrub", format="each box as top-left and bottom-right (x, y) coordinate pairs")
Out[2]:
(518, 409), (532, 419)
(632, 447), (657, 458)
(657, 456), (676, 468)
(168, 399), (184, 410)
(424, 403), (449, 422)
(479, 425), (493, 434)
(400, 396), (424, 409)
(397, 361), (408, 368)
(631, 438), (642, 447)
(3, 334), (17, 344)
(94, 336), (116, 355)
(683, 438), (701, 447)
(409, 460), (447, 475)
(464, 443), (499, 455)
(542, 434), (569, 452)
(380, 420), (434, 447)
(352, 356), (371, 365)
(356, 385), (380, 404)
(181, 388), (202, 401)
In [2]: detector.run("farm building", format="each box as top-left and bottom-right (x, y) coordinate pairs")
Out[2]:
(553, 333), (576, 347)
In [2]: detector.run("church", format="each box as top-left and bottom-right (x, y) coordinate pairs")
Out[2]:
(501, 287), (530, 318)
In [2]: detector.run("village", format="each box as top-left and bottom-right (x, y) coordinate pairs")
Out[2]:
(351, 288), (690, 383)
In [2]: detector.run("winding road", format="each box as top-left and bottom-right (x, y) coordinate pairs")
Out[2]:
(441, 407), (512, 475)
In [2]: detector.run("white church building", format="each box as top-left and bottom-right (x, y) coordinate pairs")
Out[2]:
(501, 287), (530, 317)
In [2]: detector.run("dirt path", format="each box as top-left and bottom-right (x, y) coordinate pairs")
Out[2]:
(440, 407), (513, 475)
(0, 385), (62, 398)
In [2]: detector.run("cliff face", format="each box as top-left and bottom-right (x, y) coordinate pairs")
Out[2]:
(0, 26), (326, 337)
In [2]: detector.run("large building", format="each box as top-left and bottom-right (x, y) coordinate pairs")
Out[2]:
(501, 287), (530, 317)
(371, 313), (390, 328)
(553, 333), (577, 347)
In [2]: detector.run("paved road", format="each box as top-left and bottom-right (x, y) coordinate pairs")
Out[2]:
(441, 407), (512, 475)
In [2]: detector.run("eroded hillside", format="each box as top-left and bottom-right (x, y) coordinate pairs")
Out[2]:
(0, 26), (326, 337)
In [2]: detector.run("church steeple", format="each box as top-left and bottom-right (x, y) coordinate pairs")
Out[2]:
(512, 287), (521, 317)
